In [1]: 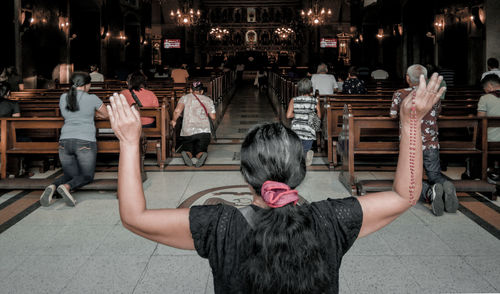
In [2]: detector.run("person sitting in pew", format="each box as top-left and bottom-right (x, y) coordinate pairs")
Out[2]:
(477, 74), (500, 142)
(89, 64), (104, 83)
(342, 66), (367, 94)
(120, 72), (159, 128)
(481, 58), (500, 80)
(171, 64), (189, 84)
(390, 64), (457, 217)
(0, 82), (21, 117)
(40, 72), (109, 207)
(311, 63), (338, 95)
(370, 64), (389, 80)
(171, 81), (216, 167)
(286, 78), (321, 166)
(105, 74), (444, 293)
(477, 74), (500, 183)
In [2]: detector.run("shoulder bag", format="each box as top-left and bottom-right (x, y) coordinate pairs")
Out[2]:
(307, 97), (321, 132)
(129, 89), (143, 108)
(193, 93), (217, 141)
(128, 89), (148, 154)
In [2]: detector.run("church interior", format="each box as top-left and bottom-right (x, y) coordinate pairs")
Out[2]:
(0, 0), (499, 293)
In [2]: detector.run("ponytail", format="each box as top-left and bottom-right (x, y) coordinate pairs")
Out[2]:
(66, 72), (91, 112)
(66, 85), (79, 111)
(238, 205), (330, 294)
(237, 123), (329, 293)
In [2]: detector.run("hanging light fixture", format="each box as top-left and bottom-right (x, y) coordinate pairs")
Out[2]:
(274, 27), (295, 40)
(209, 27), (229, 39)
(170, 1), (201, 26)
(300, 0), (332, 26)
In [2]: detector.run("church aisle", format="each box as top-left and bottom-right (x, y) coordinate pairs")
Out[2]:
(215, 83), (277, 140)
(166, 83), (277, 169)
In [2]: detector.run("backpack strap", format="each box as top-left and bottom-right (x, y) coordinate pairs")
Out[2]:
(192, 93), (210, 118)
(238, 206), (257, 230)
(130, 89), (143, 107)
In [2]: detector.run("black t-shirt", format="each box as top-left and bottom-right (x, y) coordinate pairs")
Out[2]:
(189, 197), (363, 294)
(0, 99), (20, 117)
(342, 78), (367, 94)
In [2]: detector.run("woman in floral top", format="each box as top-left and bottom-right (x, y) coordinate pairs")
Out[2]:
(342, 67), (367, 94)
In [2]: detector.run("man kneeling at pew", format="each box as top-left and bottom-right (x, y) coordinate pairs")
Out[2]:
(390, 64), (458, 216)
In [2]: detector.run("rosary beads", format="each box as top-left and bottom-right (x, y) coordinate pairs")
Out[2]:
(408, 91), (417, 206)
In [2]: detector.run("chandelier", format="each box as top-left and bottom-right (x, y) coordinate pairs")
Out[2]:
(170, 3), (201, 26)
(274, 27), (294, 39)
(300, 0), (332, 25)
(209, 27), (229, 39)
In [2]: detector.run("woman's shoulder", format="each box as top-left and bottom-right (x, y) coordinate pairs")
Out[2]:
(189, 204), (242, 231)
(200, 94), (214, 102)
(139, 88), (155, 95)
(82, 92), (101, 102)
(309, 197), (362, 219)
(294, 95), (316, 102)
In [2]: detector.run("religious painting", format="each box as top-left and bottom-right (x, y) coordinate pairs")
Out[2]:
(247, 8), (256, 22)
(246, 30), (257, 44)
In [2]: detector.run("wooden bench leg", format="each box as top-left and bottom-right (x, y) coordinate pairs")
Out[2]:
(332, 142), (338, 166)
(490, 187), (499, 201)
(156, 143), (164, 169)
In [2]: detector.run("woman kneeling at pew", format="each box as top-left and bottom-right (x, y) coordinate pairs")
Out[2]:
(40, 72), (109, 207)
(171, 82), (216, 167)
(107, 74), (444, 293)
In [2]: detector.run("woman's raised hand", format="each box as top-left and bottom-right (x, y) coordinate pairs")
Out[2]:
(107, 93), (142, 145)
(401, 73), (445, 122)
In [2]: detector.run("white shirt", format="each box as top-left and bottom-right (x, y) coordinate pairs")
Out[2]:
(89, 72), (104, 82)
(371, 69), (389, 80)
(481, 69), (500, 80)
(311, 73), (338, 95)
(179, 93), (216, 137)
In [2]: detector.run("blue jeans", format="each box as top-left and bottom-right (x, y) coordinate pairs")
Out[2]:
(420, 148), (447, 202)
(53, 139), (97, 190)
(301, 140), (314, 154)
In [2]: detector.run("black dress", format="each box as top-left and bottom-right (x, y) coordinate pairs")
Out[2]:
(342, 78), (367, 94)
(189, 197), (363, 293)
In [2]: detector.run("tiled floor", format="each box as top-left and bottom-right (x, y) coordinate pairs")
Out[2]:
(0, 84), (499, 293)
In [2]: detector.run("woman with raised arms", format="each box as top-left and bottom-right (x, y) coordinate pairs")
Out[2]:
(107, 73), (445, 294)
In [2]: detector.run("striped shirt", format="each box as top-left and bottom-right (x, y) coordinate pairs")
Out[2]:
(291, 95), (318, 140)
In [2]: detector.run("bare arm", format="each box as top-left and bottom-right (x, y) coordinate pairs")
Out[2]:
(95, 104), (109, 119)
(170, 102), (185, 128)
(357, 73), (445, 238)
(286, 99), (294, 119)
(477, 111), (486, 117)
(316, 100), (322, 119)
(209, 113), (216, 120)
(108, 93), (194, 249)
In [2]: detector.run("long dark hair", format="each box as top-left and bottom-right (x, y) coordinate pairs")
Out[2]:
(238, 123), (330, 293)
(66, 72), (91, 112)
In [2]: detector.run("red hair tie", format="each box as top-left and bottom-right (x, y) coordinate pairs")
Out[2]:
(261, 181), (299, 208)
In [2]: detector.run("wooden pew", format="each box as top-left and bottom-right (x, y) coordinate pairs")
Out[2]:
(338, 105), (484, 195)
(0, 120), (6, 179)
(0, 105), (171, 179)
(323, 103), (479, 167)
(482, 116), (500, 199)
